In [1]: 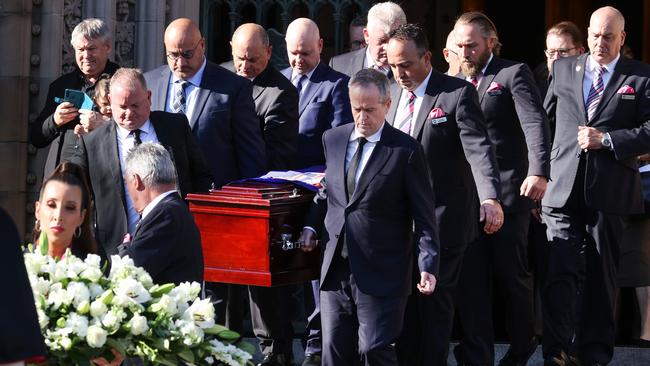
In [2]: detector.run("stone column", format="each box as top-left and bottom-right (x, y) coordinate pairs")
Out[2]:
(0, 0), (35, 235)
(82, 0), (118, 60)
(167, 0), (200, 24)
(135, 0), (166, 71)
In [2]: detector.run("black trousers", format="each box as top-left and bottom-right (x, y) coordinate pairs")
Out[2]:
(397, 242), (467, 366)
(455, 211), (535, 365)
(542, 192), (624, 364)
(249, 285), (294, 356)
(321, 256), (407, 366)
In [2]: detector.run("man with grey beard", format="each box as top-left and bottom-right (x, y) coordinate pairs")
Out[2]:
(453, 11), (551, 366)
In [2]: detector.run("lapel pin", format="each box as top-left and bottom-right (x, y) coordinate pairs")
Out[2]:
(575, 65), (581, 72)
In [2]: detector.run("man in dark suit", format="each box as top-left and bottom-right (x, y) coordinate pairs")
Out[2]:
(453, 12), (552, 366)
(282, 18), (353, 365)
(385, 24), (503, 366)
(119, 142), (203, 285)
(70, 68), (213, 260)
(329, 1), (406, 81)
(281, 18), (353, 169)
(300, 68), (439, 366)
(223, 23), (298, 366)
(30, 18), (119, 179)
(542, 7), (650, 365)
(144, 18), (265, 188)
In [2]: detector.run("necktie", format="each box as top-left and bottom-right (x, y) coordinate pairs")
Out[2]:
(172, 80), (189, 114)
(132, 129), (142, 146)
(470, 77), (479, 88)
(586, 65), (606, 121)
(342, 137), (368, 259)
(397, 91), (416, 135)
(293, 74), (307, 95)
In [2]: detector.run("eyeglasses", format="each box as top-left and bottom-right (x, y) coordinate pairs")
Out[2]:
(166, 39), (202, 61)
(544, 47), (578, 58)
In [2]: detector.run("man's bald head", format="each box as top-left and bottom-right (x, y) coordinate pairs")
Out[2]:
(285, 18), (323, 75)
(231, 23), (272, 78)
(588, 6), (626, 65)
(164, 18), (205, 80)
(443, 30), (460, 75)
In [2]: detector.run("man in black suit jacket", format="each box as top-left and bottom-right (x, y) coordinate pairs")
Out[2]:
(70, 68), (213, 260)
(453, 12), (552, 366)
(300, 68), (439, 366)
(542, 7), (650, 365)
(385, 24), (503, 366)
(329, 1), (406, 81)
(30, 18), (119, 179)
(222, 23), (298, 366)
(144, 18), (266, 188)
(118, 143), (203, 285)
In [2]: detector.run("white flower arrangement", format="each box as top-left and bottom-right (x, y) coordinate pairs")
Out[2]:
(24, 237), (254, 366)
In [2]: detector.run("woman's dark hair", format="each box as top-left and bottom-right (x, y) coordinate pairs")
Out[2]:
(33, 162), (97, 257)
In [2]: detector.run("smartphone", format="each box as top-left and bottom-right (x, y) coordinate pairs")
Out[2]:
(54, 89), (94, 110)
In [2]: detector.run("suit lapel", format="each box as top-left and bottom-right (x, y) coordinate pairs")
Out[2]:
(102, 122), (125, 206)
(152, 68), (171, 111)
(574, 55), (589, 123)
(299, 63), (327, 116)
(327, 125), (352, 203)
(348, 125), (391, 207)
(478, 58), (498, 104)
(589, 58), (629, 124)
(387, 84), (402, 126)
(192, 65), (215, 130)
(412, 72), (441, 139)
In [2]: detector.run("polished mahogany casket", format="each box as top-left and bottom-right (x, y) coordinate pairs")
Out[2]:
(186, 180), (319, 287)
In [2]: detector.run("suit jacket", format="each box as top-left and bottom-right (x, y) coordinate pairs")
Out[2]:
(145, 62), (266, 187)
(222, 62), (299, 171)
(70, 111), (213, 258)
(474, 57), (551, 212)
(387, 69), (501, 246)
(281, 62), (353, 169)
(119, 193), (204, 285)
(306, 123), (439, 297)
(329, 47), (395, 83)
(543, 54), (650, 214)
(30, 61), (119, 179)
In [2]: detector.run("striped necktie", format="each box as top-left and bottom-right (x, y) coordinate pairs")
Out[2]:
(586, 65), (606, 121)
(172, 80), (189, 114)
(293, 74), (307, 95)
(397, 91), (416, 135)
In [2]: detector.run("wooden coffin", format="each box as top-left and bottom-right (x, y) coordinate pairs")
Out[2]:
(186, 181), (319, 287)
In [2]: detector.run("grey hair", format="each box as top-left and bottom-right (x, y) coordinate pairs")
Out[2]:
(71, 18), (111, 46)
(125, 142), (177, 188)
(110, 68), (147, 93)
(367, 2), (407, 34)
(349, 68), (390, 103)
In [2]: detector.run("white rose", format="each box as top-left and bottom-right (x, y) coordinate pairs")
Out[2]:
(128, 313), (149, 335)
(90, 299), (108, 318)
(89, 283), (104, 298)
(47, 283), (74, 310)
(184, 298), (215, 329)
(84, 254), (102, 269)
(67, 281), (90, 307)
(101, 308), (126, 329)
(86, 325), (107, 348)
(80, 266), (103, 282)
(66, 312), (89, 337)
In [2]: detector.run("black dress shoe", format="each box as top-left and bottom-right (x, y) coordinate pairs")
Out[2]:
(498, 336), (539, 366)
(301, 354), (321, 366)
(258, 353), (289, 366)
(544, 350), (580, 366)
(635, 338), (650, 348)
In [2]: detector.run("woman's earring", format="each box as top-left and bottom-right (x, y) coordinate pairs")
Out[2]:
(74, 226), (81, 238)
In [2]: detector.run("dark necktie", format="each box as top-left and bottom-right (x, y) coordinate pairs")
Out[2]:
(172, 80), (189, 114)
(586, 65), (606, 121)
(293, 74), (307, 95)
(346, 137), (368, 201)
(132, 129), (142, 146)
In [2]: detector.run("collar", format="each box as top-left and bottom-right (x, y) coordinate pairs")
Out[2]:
(141, 190), (178, 221)
(364, 47), (377, 68)
(291, 61), (320, 81)
(480, 53), (494, 75)
(350, 122), (385, 143)
(411, 68), (433, 98)
(172, 57), (207, 86)
(115, 119), (154, 139)
(586, 53), (620, 74)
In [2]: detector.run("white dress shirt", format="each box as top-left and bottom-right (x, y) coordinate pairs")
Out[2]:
(290, 62), (319, 93)
(394, 69), (432, 136)
(582, 54), (620, 105)
(346, 123), (385, 185)
(165, 57), (208, 123)
(116, 120), (159, 234)
(140, 190), (178, 222)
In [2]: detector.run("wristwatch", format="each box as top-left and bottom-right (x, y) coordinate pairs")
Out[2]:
(601, 133), (613, 150)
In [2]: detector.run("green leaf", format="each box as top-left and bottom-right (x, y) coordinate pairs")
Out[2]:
(204, 324), (229, 334)
(155, 354), (180, 366)
(217, 329), (240, 341)
(38, 231), (48, 256)
(149, 283), (175, 297)
(68, 349), (91, 366)
(236, 340), (257, 355)
(177, 349), (195, 363)
(105, 337), (127, 356)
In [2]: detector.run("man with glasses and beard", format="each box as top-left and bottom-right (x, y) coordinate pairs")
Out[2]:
(452, 11), (551, 366)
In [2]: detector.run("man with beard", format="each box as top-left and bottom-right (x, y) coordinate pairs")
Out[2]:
(542, 7), (650, 365)
(385, 23), (502, 366)
(329, 1), (406, 81)
(30, 18), (119, 179)
(453, 11), (551, 366)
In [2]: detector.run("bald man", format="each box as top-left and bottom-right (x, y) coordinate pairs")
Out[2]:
(145, 18), (265, 188)
(542, 6), (650, 365)
(221, 23), (298, 366)
(442, 30), (460, 75)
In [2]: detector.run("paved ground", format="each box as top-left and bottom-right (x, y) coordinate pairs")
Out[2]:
(244, 339), (650, 365)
